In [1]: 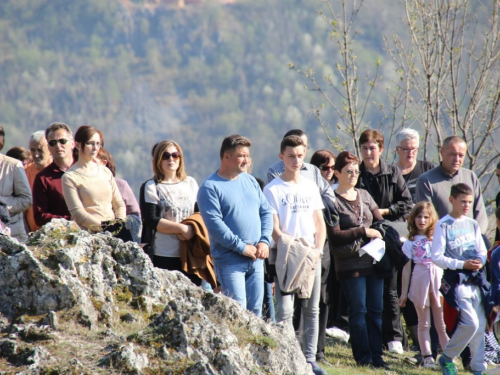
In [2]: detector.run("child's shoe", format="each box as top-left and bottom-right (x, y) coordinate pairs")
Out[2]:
(438, 354), (458, 375)
(423, 356), (437, 370)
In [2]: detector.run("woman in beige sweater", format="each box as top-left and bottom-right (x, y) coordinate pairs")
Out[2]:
(62, 125), (128, 240)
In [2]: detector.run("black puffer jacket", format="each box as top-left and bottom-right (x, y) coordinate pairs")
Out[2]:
(357, 160), (413, 222)
(370, 220), (410, 278)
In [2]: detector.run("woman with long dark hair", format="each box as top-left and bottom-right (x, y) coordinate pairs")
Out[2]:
(311, 150), (338, 189)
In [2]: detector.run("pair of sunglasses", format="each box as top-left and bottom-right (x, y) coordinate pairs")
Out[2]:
(162, 152), (180, 160)
(320, 165), (334, 171)
(48, 138), (70, 147)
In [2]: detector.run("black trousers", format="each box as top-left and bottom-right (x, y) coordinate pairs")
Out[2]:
(153, 255), (202, 286)
(382, 271), (406, 346)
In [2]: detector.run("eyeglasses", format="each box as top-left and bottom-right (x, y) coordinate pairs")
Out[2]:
(345, 169), (361, 175)
(48, 138), (71, 147)
(399, 147), (418, 154)
(320, 165), (334, 171)
(85, 141), (101, 147)
(162, 152), (180, 160)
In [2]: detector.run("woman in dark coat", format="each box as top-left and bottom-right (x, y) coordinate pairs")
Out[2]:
(356, 129), (413, 355)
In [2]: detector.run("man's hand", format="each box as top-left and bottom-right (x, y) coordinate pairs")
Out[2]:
(463, 259), (483, 271)
(243, 244), (257, 261)
(256, 242), (269, 259)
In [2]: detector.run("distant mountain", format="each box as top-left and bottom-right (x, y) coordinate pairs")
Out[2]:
(2, 0), (487, 197)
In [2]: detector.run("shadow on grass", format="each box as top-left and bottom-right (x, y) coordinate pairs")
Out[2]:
(323, 337), (453, 375)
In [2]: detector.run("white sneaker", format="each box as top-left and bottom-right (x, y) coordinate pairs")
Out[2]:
(422, 356), (437, 370)
(324, 327), (349, 343)
(388, 341), (404, 354)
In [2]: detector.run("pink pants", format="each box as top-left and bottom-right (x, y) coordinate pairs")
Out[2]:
(414, 291), (449, 356)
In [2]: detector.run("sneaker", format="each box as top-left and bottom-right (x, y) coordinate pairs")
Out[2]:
(388, 340), (404, 354)
(316, 357), (332, 366)
(308, 362), (327, 375)
(423, 356), (437, 370)
(404, 356), (419, 366)
(325, 326), (349, 342)
(438, 354), (458, 375)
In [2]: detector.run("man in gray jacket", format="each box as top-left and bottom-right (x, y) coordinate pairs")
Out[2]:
(0, 153), (32, 242)
(415, 136), (487, 233)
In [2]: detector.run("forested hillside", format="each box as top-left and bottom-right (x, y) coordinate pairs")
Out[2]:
(1, 0), (498, 202)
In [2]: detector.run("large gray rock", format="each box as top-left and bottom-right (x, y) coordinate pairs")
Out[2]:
(0, 219), (312, 374)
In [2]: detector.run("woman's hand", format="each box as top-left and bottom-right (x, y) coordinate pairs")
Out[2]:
(177, 224), (194, 241)
(365, 228), (383, 239)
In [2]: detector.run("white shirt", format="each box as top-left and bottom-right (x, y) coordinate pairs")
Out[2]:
(144, 177), (198, 257)
(263, 176), (324, 245)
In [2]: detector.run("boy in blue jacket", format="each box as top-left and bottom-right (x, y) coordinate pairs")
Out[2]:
(431, 183), (488, 375)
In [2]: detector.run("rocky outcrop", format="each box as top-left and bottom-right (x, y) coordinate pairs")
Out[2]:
(0, 219), (312, 374)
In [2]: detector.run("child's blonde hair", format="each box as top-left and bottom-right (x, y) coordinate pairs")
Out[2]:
(407, 201), (439, 240)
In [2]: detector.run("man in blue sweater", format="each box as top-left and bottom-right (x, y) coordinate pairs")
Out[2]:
(197, 134), (273, 317)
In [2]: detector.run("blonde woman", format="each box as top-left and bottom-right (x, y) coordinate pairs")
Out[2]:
(141, 140), (201, 285)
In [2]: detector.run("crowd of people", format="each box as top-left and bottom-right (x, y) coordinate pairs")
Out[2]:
(1, 122), (500, 375)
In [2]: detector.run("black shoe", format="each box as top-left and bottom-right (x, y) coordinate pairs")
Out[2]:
(372, 360), (391, 370)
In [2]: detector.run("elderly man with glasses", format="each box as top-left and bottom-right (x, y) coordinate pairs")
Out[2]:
(394, 128), (434, 204)
(24, 130), (52, 232)
(32, 122), (75, 227)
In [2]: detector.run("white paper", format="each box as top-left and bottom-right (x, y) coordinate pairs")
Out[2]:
(359, 238), (385, 262)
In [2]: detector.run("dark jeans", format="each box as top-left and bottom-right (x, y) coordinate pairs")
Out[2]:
(263, 281), (275, 322)
(328, 257), (349, 332)
(317, 245), (331, 360)
(341, 274), (384, 365)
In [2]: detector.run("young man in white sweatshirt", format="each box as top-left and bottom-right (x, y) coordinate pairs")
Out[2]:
(263, 135), (326, 375)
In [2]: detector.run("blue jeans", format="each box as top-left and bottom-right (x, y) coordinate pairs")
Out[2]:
(214, 259), (264, 317)
(341, 274), (384, 365)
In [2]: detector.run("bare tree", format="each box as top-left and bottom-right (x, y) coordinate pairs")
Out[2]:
(385, 0), (500, 183)
(290, 0), (382, 157)
(295, 0), (500, 196)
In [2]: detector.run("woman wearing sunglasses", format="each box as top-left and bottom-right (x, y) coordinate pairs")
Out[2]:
(61, 125), (129, 240)
(330, 151), (386, 368)
(310, 150), (338, 190)
(141, 140), (201, 285)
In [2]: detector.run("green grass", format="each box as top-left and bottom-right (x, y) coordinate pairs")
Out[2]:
(321, 338), (463, 375)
